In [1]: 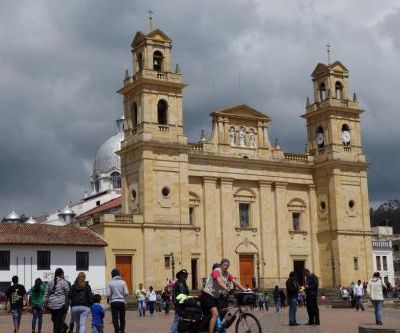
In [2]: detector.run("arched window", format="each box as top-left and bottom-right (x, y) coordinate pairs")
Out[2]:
(157, 99), (168, 125)
(153, 51), (163, 72)
(111, 172), (121, 189)
(319, 83), (326, 101)
(131, 102), (138, 127)
(335, 81), (343, 99)
(137, 53), (143, 72)
(316, 126), (324, 148)
(342, 124), (349, 132)
(94, 175), (100, 193)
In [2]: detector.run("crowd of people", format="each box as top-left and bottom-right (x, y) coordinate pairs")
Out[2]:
(2, 263), (399, 332)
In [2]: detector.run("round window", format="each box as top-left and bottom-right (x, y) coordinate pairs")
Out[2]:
(320, 201), (326, 210)
(131, 189), (137, 201)
(162, 186), (170, 198)
(349, 200), (355, 209)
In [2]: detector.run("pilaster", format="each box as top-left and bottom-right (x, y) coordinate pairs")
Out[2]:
(220, 178), (234, 259)
(307, 184), (319, 275)
(273, 181), (288, 284)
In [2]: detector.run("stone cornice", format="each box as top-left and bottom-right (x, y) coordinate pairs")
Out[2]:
(203, 176), (218, 184)
(274, 181), (288, 189)
(220, 177), (234, 185)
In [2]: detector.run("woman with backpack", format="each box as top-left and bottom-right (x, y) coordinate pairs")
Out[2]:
(43, 268), (70, 333)
(70, 272), (93, 333)
(30, 278), (46, 333)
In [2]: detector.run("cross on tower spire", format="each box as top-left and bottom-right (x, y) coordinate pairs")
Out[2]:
(147, 9), (154, 32)
(326, 43), (331, 65)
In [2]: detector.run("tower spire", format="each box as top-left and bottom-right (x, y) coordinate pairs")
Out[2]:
(147, 9), (154, 32)
(326, 43), (331, 65)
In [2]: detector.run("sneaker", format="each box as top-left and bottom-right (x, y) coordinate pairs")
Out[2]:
(377, 321), (383, 326)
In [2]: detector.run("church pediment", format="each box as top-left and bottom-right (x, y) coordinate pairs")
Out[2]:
(146, 29), (172, 42)
(132, 31), (146, 48)
(211, 104), (270, 121)
(312, 61), (349, 77)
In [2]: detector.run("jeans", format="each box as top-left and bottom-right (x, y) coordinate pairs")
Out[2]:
(32, 305), (43, 331)
(147, 301), (155, 315)
(138, 300), (146, 316)
(355, 296), (364, 311)
(91, 324), (104, 333)
(111, 302), (126, 333)
(50, 308), (67, 333)
(169, 311), (180, 333)
(288, 298), (298, 324)
(372, 300), (383, 323)
(71, 305), (90, 333)
(11, 308), (22, 327)
(275, 298), (281, 312)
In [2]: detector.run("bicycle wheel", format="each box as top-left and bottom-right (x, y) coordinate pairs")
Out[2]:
(235, 312), (262, 333)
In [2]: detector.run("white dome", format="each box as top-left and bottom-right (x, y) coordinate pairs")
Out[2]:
(25, 216), (37, 224)
(5, 210), (20, 220)
(93, 118), (124, 176)
(61, 205), (75, 216)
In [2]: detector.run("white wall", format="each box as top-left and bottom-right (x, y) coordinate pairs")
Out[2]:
(0, 245), (106, 292)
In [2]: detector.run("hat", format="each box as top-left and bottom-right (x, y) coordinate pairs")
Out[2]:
(176, 269), (188, 279)
(111, 268), (121, 278)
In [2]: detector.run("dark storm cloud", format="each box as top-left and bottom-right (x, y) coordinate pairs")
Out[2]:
(0, 0), (398, 216)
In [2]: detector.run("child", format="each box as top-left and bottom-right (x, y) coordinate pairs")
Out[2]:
(321, 294), (327, 305)
(91, 294), (105, 333)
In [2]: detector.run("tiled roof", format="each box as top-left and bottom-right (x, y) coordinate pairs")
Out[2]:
(0, 224), (107, 247)
(77, 196), (122, 219)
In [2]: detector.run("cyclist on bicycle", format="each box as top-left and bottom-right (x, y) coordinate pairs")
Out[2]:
(201, 259), (244, 333)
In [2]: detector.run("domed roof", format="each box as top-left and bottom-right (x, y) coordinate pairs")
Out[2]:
(93, 116), (124, 176)
(60, 205), (75, 216)
(5, 210), (20, 220)
(25, 216), (37, 224)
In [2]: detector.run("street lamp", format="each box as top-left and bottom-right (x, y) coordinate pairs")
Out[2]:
(170, 252), (176, 280)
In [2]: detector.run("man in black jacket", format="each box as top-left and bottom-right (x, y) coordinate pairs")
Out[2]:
(169, 269), (189, 333)
(286, 272), (299, 326)
(304, 269), (320, 325)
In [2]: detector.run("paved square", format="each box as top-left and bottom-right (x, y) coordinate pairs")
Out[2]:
(1, 305), (399, 333)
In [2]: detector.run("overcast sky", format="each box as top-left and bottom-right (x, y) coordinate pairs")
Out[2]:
(0, 0), (399, 217)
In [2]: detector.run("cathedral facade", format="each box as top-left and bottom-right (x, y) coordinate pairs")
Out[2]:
(86, 28), (373, 291)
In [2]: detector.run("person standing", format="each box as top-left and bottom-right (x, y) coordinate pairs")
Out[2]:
(146, 286), (157, 316)
(106, 269), (129, 333)
(354, 280), (365, 311)
(169, 269), (189, 333)
(257, 290), (265, 311)
(161, 286), (171, 314)
(286, 272), (299, 326)
(135, 283), (147, 317)
(70, 272), (93, 333)
(304, 269), (320, 326)
(5, 275), (27, 333)
(367, 272), (387, 325)
(30, 278), (46, 333)
(91, 294), (105, 333)
(44, 268), (70, 333)
(273, 286), (281, 312)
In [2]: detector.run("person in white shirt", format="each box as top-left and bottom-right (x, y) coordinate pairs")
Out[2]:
(367, 272), (387, 326)
(146, 286), (157, 316)
(354, 280), (365, 311)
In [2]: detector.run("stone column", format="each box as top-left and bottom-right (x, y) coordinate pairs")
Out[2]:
(220, 178), (234, 259)
(258, 181), (275, 288)
(274, 182), (288, 284)
(203, 177), (219, 273)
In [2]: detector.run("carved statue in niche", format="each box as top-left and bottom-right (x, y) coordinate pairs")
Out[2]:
(249, 129), (256, 148)
(239, 127), (246, 147)
(229, 127), (236, 146)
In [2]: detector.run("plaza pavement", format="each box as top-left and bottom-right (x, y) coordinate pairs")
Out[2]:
(1, 305), (400, 333)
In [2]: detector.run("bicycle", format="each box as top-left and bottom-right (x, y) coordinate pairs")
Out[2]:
(178, 291), (262, 333)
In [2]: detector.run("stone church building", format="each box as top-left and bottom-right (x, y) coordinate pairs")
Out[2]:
(81, 28), (373, 291)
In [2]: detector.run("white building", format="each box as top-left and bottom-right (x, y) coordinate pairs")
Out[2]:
(0, 223), (107, 293)
(372, 226), (395, 286)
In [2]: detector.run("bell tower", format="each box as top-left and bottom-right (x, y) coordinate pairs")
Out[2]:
(302, 61), (365, 162)
(118, 29), (187, 145)
(302, 60), (373, 287)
